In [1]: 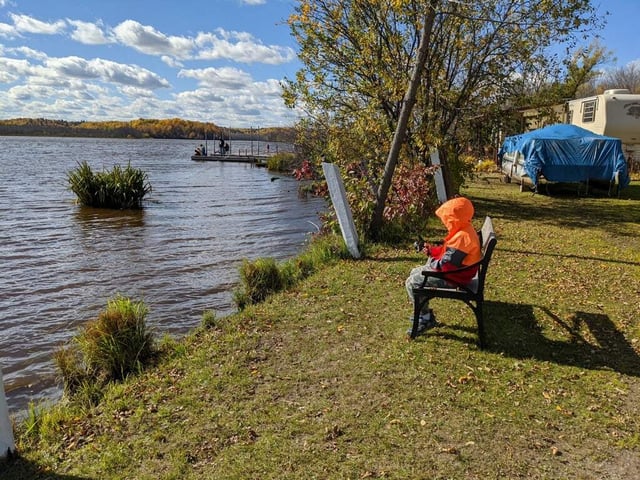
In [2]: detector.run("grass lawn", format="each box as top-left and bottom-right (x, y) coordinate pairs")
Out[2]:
(4, 176), (640, 479)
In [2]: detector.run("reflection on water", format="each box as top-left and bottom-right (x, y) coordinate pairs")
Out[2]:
(74, 206), (147, 229)
(0, 136), (325, 413)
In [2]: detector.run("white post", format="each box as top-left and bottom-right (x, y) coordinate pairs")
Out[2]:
(0, 367), (15, 458)
(430, 149), (448, 204)
(322, 162), (361, 259)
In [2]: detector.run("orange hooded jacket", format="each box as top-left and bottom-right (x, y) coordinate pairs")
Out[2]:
(426, 197), (482, 286)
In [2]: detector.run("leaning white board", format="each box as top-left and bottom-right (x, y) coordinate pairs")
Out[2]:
(430, 149), (448, 204)
(322, 162), (361, 259)
(0, 367), (15, 458)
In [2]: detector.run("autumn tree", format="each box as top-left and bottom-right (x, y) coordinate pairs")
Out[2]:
(284, 0), (601, 240)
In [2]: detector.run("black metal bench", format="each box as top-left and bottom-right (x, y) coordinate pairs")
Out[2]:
(409, 216), (497, 348)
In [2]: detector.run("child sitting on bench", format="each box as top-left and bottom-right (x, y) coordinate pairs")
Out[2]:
(405, 196), (481, 336)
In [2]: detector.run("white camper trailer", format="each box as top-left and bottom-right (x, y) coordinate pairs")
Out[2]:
(565, 89), (640, 171)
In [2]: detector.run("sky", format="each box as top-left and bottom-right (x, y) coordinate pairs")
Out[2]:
(0, 0), (638, 128)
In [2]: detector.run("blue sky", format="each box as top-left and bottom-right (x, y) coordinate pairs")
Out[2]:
(592, 0), (640, 66)
(0, 0), (638, 128)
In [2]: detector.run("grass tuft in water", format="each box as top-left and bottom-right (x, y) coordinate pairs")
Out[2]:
(67, 161), (152, 209)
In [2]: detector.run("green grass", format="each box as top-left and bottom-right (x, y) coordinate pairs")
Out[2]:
(266, 152), (298, 172)
(67, 161), (152, 209)
(4, 176), (640, 479)
(233, 233), (352, 309)
(52, 295), (156, 410)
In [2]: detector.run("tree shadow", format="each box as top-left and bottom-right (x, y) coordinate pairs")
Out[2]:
(470, 184), (640, 240)
(1, 452), (92, 479)
(497, 247), (640, 267)
(481, 301), (640, 377)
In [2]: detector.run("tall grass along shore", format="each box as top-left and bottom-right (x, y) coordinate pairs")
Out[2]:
(4, 176), (640, 479)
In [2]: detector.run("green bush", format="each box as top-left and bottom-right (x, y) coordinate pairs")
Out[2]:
(54, 295), (155, 401)
(236, 257), (283, 308)
(233, 233), (354, 309)
(475, 158), (498, 172)
(266, 152), (298, 172)
(67, 161), (152, 209)
(201, 309), (217, 329)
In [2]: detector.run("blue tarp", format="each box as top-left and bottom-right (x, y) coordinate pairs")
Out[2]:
(499, 124), (631, 188)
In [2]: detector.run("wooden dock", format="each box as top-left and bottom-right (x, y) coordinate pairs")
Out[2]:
(191, 153), (269, 167)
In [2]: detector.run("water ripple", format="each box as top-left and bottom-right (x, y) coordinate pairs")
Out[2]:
(0, 136), (325, 413)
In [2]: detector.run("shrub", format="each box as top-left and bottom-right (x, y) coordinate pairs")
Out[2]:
(78, 296), (154, 381)
(236, 257), (283, 308)
(267, 152), (298, 172)
(67, 161), (152, 209)
(233, 234), (353, 309)
(475, 158), (498, 173)
(53, 345), (86, 395)
(201, 310), (217, 329)
(54, 295), (155, 400)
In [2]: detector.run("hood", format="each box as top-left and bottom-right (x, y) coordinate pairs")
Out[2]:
(435, 197), (475, 233)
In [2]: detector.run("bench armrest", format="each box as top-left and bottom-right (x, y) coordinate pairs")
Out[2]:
(420, 257), (482, 277)
(419, 258), (483, 289)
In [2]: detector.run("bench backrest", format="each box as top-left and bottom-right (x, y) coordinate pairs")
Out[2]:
(476, 216), (497, 292)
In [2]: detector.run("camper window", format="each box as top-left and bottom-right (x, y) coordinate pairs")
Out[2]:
(581, 99), (597, 123)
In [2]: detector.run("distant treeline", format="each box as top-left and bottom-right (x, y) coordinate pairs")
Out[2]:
(0, 117), (296, 143)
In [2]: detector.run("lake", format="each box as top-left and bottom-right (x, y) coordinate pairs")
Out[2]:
(0, 136), (326, 414)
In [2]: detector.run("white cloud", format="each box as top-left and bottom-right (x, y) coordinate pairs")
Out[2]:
(112, 20), (193, 59)
(0, 8), (302, 126)
(174, 88), (225, 105)
(10, 13), (66, 35)
(41, 56), (171, 90)
(0, 56), (36, 78)
(45, 56), (99, 79)
(0, 21), (17, 38)
(67, 19), (112, 45)
(120, 85), (155, 98)
(6, 46), (48, 61)
(161, 55), (183, 68)
(92, 58), (171, 89)
(195, 29), (295, 65)
(7, 83), (56, 101)
(178, 66), (253, 90)
(0, 68), (19, 82)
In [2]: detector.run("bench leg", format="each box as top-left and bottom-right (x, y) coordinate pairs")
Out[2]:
(410, 299), (421, 339)
(411, 294), (429, 339)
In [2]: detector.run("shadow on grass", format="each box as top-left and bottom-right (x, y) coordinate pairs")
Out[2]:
(1, 453), (91, 480)
(497, 247), (640, 267)
(471, 183), (640, 239)
(483, 301), (640, 377)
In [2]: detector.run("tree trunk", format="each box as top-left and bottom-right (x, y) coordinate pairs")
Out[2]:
(368, 4), (438, 240)
(437, 147), (456, 199)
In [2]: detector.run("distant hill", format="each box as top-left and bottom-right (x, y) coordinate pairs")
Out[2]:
(0, 117), (296, 143)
